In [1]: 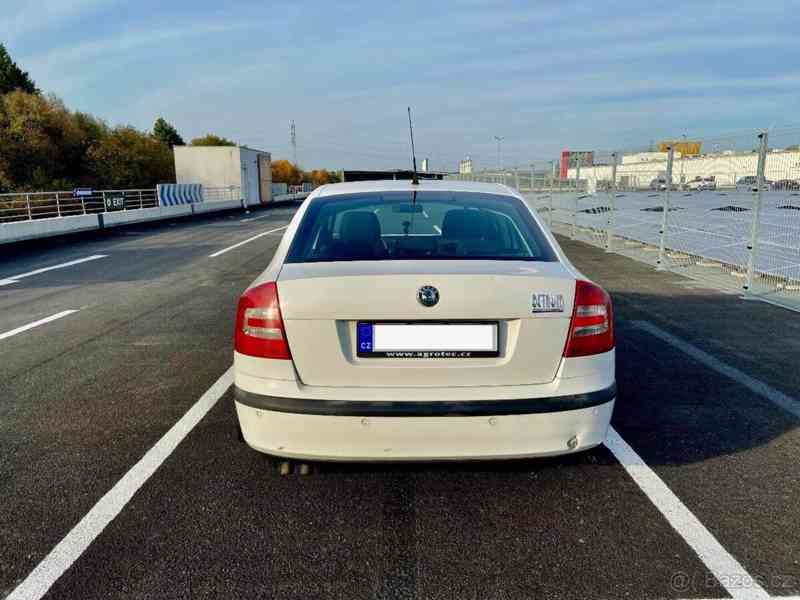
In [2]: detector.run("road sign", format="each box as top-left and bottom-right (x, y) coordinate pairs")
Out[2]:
(73, 188), (93, 198)
(103, 192), (125, 211)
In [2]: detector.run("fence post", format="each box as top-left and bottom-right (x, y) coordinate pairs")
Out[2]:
(606, 152), (617, 252)
(139, 190), (143, 209)
(56, 192), (62, 217)
(26, 194), (32, 220)
(744, 131), (768, 294)
(571, 193), (578, 239)
(571, 153), (581, 238)
(531, 164), (536, 192)
(514, 168), (520, 191)
(548, 192), (554, 230)
(657, 146), (675, 271)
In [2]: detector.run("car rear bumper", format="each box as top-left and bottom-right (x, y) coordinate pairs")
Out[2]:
(234, 386), (615, 461)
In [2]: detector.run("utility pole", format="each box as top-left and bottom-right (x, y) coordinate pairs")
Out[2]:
(290, 120), (297, 166)
(494, 136), (504, 171)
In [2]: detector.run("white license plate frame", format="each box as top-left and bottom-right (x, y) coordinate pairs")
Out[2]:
(356, 321), (499, 358)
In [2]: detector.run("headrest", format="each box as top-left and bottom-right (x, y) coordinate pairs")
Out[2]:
(441, 209), (484, 239)
(340, 211), (382, 244)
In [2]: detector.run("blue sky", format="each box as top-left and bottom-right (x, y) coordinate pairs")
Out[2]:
(3, 0), (800, 170)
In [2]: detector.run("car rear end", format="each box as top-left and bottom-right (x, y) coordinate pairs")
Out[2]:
(233, 182), (615, 461)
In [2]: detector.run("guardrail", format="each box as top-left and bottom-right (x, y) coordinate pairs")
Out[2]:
(0, 189), (158, 224)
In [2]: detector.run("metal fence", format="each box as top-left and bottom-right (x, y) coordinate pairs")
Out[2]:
(451, 129), (800, 312)
(0, 189), (158, 223)
(0, 186), (246, 224)
(202, 186), (241, 203)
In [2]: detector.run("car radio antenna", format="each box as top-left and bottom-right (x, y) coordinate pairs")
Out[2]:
(407, 107), (419, 186)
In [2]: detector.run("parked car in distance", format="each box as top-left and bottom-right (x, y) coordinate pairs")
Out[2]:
(233, 180), (616, 462)
(772, 179), (800, 191)
(648, 177), (680, 191)
(687, 176), (717, 191)
(736, 176), (773, 191)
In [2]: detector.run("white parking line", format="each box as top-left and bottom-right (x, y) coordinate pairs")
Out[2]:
(240, 213), (279, 223)
(606, 427), (769, 600)
(632, 320), (800, 421)
(0, 255), (108, 287)
(6, 366), (234, 600)
(0, 310), (80, 341)
(208, 225), (289, 258)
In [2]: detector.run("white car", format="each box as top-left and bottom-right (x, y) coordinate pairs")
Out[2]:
(233, 180), (615, 461)
(687, 176), (716, 191)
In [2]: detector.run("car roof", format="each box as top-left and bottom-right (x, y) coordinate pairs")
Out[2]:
(312, 179), (519, 199)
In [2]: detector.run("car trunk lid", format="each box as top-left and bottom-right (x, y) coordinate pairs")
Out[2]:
(277, 261), (575, 388)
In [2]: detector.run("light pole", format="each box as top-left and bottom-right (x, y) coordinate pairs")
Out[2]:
(494, 136), (504, 171)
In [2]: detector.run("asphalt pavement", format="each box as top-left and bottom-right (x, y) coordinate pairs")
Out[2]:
(1, 205), (799, 600)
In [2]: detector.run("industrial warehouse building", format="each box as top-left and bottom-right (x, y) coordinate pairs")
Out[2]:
(567, 149), (800, 191)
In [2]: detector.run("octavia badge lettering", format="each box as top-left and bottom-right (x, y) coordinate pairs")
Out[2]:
(532, 293), (565, 313)
(417, 285), (439, 307)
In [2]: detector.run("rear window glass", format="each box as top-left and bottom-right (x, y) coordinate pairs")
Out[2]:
(285, 191), (557, 263)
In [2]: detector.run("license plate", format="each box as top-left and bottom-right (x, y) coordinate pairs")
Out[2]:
(357, 322), (499, 358)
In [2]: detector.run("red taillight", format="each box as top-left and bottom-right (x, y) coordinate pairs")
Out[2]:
(563, 280), (614, 357)
(234, 282), (291, 359)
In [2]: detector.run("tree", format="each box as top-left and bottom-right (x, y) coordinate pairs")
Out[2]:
(271, 159), (302, 185)
(153, 117), (184, 148)
(0, 43), (37, 95)
(87, 126), (174, 188)
(0, 91), (84, 191)
(190, 133), (235, 147)
(309, 169), (339, 185)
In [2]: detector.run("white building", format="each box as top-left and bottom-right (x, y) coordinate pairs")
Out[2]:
(174, 146), (272, 206)
(459, 157), (473, 175)
(568, 149), (800, 192)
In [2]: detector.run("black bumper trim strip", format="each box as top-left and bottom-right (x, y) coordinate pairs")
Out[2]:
(234, 383), (616, 417)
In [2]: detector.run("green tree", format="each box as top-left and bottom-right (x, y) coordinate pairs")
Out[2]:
(88, 126), (174, 188)
(0, 43), (37, 95)
(0, 91), (84, 191)
(190, 133), (236, 146)
(153, 117), (184, 147)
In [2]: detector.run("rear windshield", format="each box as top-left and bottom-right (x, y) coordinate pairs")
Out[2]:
(285, 191), (557, 263)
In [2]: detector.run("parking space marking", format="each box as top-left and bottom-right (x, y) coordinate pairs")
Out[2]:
(0, 310), (80, 341)
(240, 213), (277, 223)
(208, 225), (289, 258)
(0, 255), (108, 287)
(632, 320), (800, 421)
(6, 367), (234, 600)
(606, 427), (769, 600)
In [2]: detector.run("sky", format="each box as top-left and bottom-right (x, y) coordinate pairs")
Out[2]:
(3, 0), (800, 171)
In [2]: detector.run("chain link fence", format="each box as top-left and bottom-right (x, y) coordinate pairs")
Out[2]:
(449, 129), (800, 312)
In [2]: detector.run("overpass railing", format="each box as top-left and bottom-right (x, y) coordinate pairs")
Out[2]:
(0, 186), (248, 224)
(0, 189), (158, 224)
